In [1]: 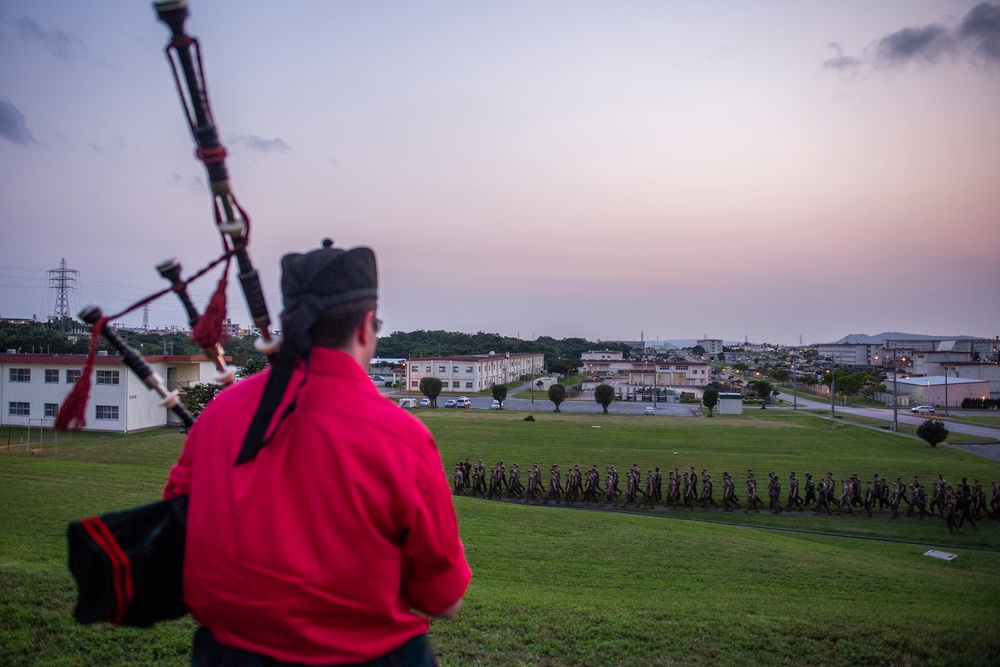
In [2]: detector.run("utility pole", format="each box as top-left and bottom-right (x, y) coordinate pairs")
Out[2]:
(892, 348), (899, 432)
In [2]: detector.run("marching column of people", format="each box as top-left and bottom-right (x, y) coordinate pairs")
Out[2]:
(454, 458), (999, 531)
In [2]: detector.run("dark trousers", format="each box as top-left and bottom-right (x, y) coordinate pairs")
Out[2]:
(192, 628), (437, 667)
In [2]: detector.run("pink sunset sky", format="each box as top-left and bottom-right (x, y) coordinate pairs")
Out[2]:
(1, 1), (998, 345)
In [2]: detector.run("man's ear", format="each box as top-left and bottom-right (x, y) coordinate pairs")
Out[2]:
(357, 310), (376, 348)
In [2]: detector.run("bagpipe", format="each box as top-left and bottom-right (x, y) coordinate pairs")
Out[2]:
(65, 0), (281, 627)
(55, 0), (281, 433)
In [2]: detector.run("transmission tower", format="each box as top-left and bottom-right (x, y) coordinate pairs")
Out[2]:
(47, 258), (80, 332)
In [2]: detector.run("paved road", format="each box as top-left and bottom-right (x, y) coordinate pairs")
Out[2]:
(772, 389), (1000, 461)
(389, 383), (1000, 451)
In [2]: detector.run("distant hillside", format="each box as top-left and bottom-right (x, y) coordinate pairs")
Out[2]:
(833, 332), (980, 345)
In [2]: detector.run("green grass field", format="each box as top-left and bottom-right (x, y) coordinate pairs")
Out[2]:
(2, 411), (999, 666)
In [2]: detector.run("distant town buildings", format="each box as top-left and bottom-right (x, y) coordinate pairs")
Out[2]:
(407, 352), (545, 393)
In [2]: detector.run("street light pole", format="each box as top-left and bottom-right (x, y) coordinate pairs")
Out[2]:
(791, 364), (797, 410)
(893, 349), (899, 432)
(829, 358), (836, 418)
(943, 365), (953, 416)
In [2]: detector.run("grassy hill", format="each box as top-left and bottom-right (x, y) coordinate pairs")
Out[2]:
(2, 410), (999, 666)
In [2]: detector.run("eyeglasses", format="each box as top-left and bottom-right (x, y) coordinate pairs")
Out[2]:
(372, 316), (383, 334)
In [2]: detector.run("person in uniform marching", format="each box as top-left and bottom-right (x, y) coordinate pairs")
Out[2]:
(839, 479), (855, 515)
(863, 480), (875, 517)
(786, 472), (803, 510)
(814, 480), (832, 515)
(889, 482), (901, 518)
(803, 472), (816, 509)
(745, 470), (760, 513)
(546, 464), (563, 504)
(700, 472), (718, 509)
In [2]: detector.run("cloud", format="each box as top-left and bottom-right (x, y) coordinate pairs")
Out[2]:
(228, 134), (291, 153)
(958, 2), (1000, 63)
(0, 96), (36, 145)
(876, 24), (953, 66)
(827, 3), (1000, 74)
(822, 42), (862, 72)
(15, 16), (86, 61)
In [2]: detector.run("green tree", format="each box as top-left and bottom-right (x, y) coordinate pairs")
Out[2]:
(181, 382), (224, 418)
(770, 368), (791, 384)
(491, 383), (508, 409)
(702, 387), (719, 417)
(749, 379), (773, 408)
(548, 359), (577, 377)
(224, 335), (266, 369)
(237, 355), (268, 379)
(419, 376), (443, 407)
(594, 384), (615, 414)
(691, 345), (705, 356)
(548, 383), (567, 412)
(916, 419), (949, 448)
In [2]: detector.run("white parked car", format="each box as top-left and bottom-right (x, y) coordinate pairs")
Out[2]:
(418, 398), (431, 407)
(911, 405), (935, 414)
(644, 406), (655, 415)
(456, 397), (471, 408)
(444, 400), (457, 408)
(490, 399), (501, 410)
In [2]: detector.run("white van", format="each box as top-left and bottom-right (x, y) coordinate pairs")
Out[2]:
(456, 397), (471, 408)
(398, 398), (416, 409)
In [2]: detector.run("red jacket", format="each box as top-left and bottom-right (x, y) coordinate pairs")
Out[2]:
(164, 349), (471, 664)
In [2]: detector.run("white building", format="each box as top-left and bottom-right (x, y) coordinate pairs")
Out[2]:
(881, 376), (990, 408)
(717, 392), (744, 415)
(817, 343), (880, 367)
(407, 353), (545, 393)
(627, 360), (711, 387)
(581, 350), (624, 361)
(697, 339), (724, 355)
(1, 353), (219, 432)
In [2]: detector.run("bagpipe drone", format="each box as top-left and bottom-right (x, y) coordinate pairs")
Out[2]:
(56, 0), (281, 433)
(65, 0), (280, 627)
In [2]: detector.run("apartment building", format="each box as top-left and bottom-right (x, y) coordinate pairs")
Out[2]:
(407, 352), (545, 392)
(1, 353), (218, 432)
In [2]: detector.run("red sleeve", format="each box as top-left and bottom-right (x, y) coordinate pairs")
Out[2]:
(401, 440), (472, 615)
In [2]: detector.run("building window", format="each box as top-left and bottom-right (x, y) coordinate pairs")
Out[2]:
(676, 365), (688, 371)
(44, 403), (59, 418)
(438, 366), (446, 373)
(96, 370), (120, 385)
(467, 366), (473, 373)
(9, 402), (30, 416)
(67, 369), (82, 384)
(466, 382), (473, 389)
(411, 380), (418, 388)
(425, 366), (431, 372)
(45, 369), (60, 383)
(95, 405), (119, 420)
(9, 368), (30, 383)
(453, 366), (459, 373)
